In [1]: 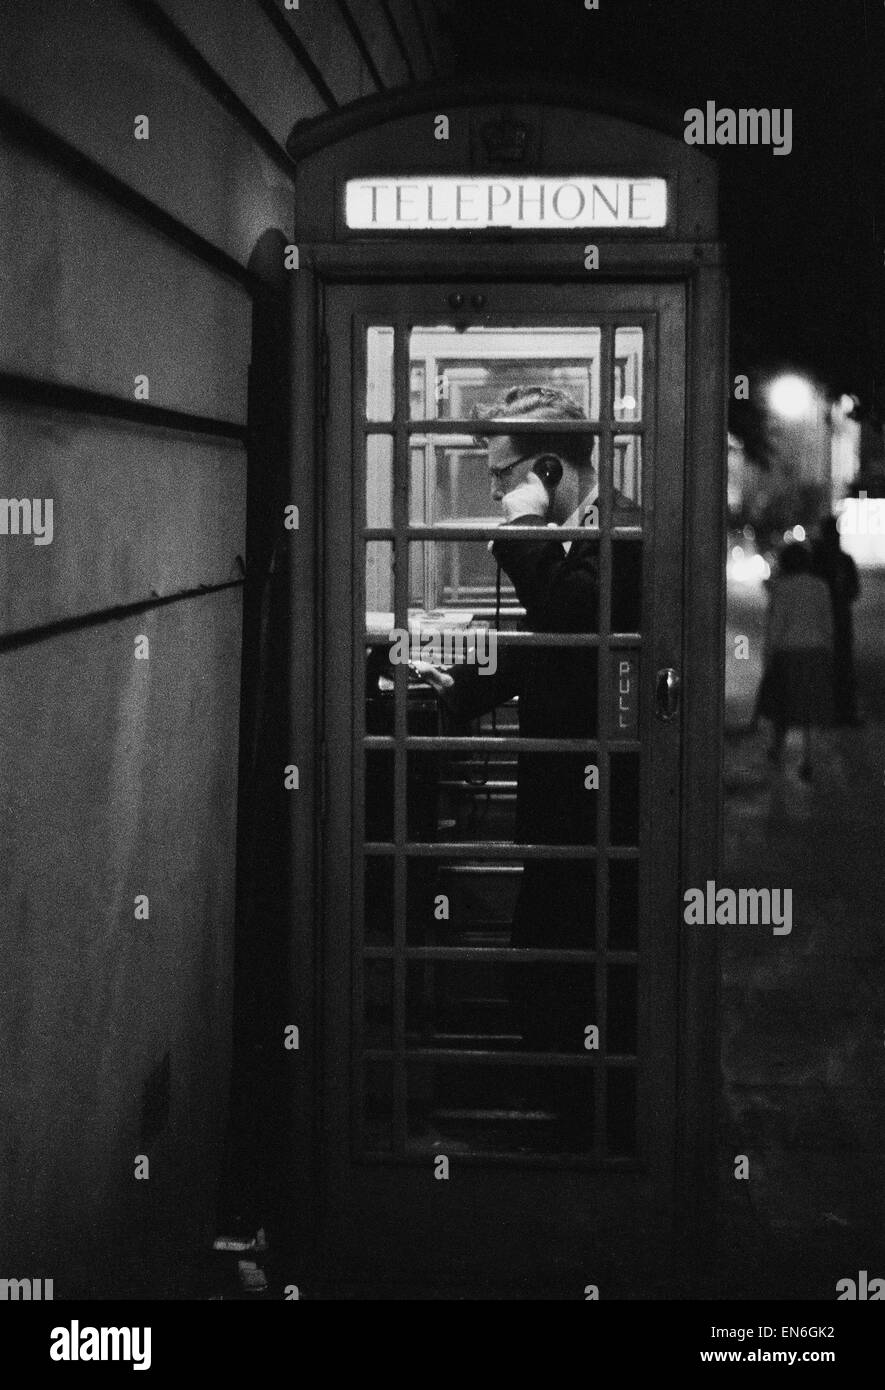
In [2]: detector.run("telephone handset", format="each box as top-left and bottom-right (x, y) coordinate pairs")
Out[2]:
(531, 454), (563, 488)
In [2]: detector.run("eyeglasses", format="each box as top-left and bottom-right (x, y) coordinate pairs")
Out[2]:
(487, 452), (536, 480)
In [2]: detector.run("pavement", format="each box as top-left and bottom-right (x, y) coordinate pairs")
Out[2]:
(715, 566), (885, 1297)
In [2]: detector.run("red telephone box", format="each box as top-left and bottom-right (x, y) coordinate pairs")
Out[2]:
(280, 81), (727, 1295)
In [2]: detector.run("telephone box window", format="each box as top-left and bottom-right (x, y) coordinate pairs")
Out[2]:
(614, 327), (644, 423)
(359, 314), (650, 1163)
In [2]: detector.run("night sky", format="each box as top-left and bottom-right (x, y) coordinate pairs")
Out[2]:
(442, 0), (883, 408)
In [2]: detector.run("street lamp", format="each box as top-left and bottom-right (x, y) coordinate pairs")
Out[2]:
(768, 374), (816, 420)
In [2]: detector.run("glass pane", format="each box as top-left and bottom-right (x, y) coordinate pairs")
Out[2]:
(613, 434), (643, 509)
(612, 539), (643, 632)
(410, 361), (426, 420)
(610, 752), (640, 847)
(364, 746), (393, 841)
(366, 434), (392, 528)
(406, 959), (519, 1051)
(407, 860), (518, 946)
(365, 857), (393, 945)
(607, 964), (638, 1054)
(410, 326), (601, 422)
(405, 537), (512, 614)
(364, 959), (393, 1048)
(516, 861), (597, 950)
(407, 1060), (596, 1155)
(429, 748), (517, 845)
(364, 707), (442, 843)
(363, 1060), (393, 1154)
(614, 327), (643, 422)
(606, 1068), (637, 1155)
(366, 327), (394, 422)
(365, 539), (393, 620)
(609, 860), (639, 950)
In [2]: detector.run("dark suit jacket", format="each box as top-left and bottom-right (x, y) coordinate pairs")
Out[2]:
(440, 504), (642, 849)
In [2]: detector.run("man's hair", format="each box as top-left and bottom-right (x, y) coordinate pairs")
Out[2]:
(474, 385), (592, 470)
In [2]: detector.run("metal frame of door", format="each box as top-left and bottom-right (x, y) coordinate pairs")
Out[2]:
(281, 243), (726, 1296)
(306, 278), (692, 1287)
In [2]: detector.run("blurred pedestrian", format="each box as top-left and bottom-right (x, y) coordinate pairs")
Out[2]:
(756, 542), (833, 779)
(811, 515), (862, 725)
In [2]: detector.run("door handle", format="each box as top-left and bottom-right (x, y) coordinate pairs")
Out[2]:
(655, 667), (681, 721)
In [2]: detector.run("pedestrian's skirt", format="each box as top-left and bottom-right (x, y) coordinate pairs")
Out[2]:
(756, 647), (833, 728)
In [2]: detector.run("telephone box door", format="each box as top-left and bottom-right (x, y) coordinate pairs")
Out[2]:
(319, 279), (686, 1291)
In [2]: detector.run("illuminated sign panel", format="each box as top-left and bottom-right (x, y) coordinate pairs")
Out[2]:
(345, 177), (667, 230)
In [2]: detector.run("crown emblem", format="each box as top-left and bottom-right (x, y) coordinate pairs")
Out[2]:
(480, 111), (531, 165)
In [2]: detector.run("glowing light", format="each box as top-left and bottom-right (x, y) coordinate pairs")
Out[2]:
(769, 375), (815, 419)
(727, 548), (771, 585)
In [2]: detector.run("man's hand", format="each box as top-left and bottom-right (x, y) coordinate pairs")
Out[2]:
(409, 660), (454, 691)
(500, 470), (549, 522)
